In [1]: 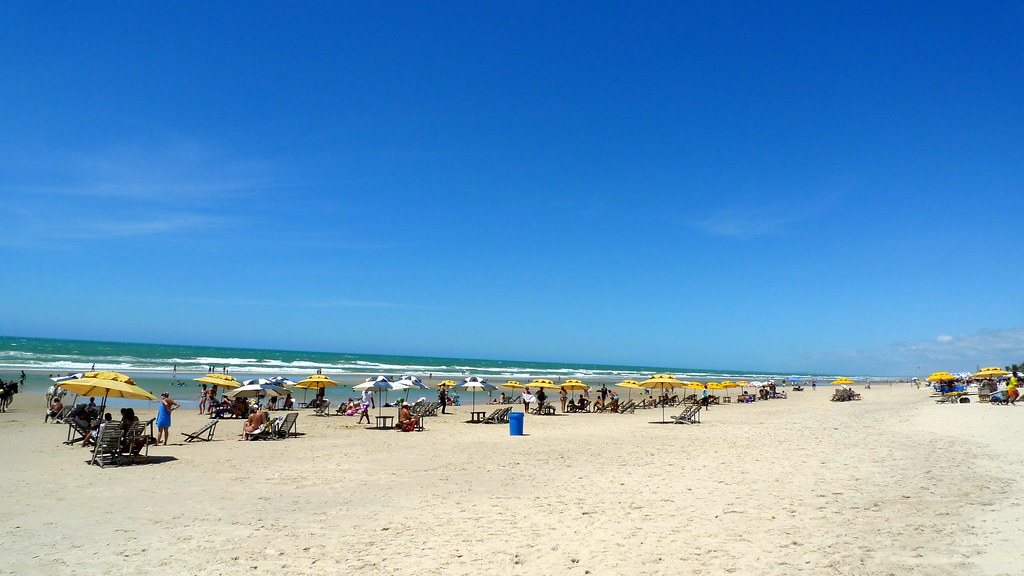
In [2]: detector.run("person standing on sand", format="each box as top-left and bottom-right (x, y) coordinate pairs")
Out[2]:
(439, 385), (449, 414)
(156, 392), (179, 445)
(560, 388), (568, 412)
(196, 384), (209, 414)
(522, 387), (535, 414)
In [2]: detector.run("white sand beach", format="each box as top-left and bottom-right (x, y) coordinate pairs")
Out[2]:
(3, 385), (1023, 576)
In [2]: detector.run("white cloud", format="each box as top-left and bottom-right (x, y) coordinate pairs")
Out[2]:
(803, 328), (1024, 376)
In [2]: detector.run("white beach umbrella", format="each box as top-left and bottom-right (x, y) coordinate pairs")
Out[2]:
(50, 373), (85, 383)
(459, 377), (497, 413)
(242, 378), (273, 387)
(227, 383), (290, 399)
(353, 376), (409, 418)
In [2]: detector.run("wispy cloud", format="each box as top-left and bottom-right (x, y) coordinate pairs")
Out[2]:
(689, 187), (847, 238)
(803, 328), (1024, 375)
(135, 297), (401, 309)
(52, 213), (230, 240)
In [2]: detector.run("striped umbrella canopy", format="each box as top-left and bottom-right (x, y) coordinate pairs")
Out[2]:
(353, 376), (408, 418)
(395, 375), (428, 390)
(459, 377), (497, 413)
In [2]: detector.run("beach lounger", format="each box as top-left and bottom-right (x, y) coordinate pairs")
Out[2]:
(670, 404), (702, 424)
(481, 407), (512, 424)
(276, 412), (299, 438)
(616, 400), (636, 414)
(65, 417), (94, 445)
(122, 418), (153, 463)
(181, 419), (218, 442)
(249, 416), (283, 440)
(89, 422), (125, 467)
(313, 400), (332, 417)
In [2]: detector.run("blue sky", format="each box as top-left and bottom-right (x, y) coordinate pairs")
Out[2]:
(1, 2), (1021, 376)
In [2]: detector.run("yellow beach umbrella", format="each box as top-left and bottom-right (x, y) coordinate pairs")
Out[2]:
(926, 372), (957, 381)
(293, 374), (341, 390)
(972, 367), (1010, 379)
(831, 378), (855, 386)
(529, 379), (562, 389)
(615, 380), (642, 389)
(560, 379), (590, 391)
(58, 371), (157, 400)
(639, 374), (682, 423)
(504, 380), (525, 389)
(436, 380), (458, 389)
(194, 373), (242, 389)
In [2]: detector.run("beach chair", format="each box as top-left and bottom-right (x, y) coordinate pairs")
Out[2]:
(670, 404), (702, 424)
(275, 412), (299, 438)
(65, 416), (94, 445)
(481, 407), (511, 424)
(312, 400), (332, 417)
(249, 416), (283, 440)
(89, 422), (125, 467)
(122, 418), (153, 463)
(51, 405), (72, 424)
(181, 419), (218, 442)
(616, 400), (636, 414)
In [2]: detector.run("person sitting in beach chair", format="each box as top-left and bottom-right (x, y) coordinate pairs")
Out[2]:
(81, 412), (113, 447)
(396, 402), (419, 432)
(738, 391), (754, 403)
(242, 407), (267, 440)
(213, 397), (248, 419)
(282, 393), (294, 410)
(576, 397), (589, 412)
(44, 397), (64, 423)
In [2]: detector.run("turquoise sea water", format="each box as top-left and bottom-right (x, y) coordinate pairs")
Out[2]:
(0, 336), (829, 407)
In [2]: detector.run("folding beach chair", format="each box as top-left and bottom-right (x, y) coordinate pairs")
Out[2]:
(181, 419), (218, 442)
(670, 404), (702, 424)
(89, 422), (125, 467)
(275, 412), (299, 438)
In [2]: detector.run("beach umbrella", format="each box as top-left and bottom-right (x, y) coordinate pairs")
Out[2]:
(459, 377), (497, 414)
(57, 371), (157, 402)
(57, 371), (158, 441)
(226, 382), (290, 399)
(293, 374), (339, 405)
(193, 373), (242, 389)
(639, 374), (682, 423)
(293, 374), (340, 390)
(353, 376), (408, 418)
(560, 379), (590, 405)
(614, 379), (643, 404)
(528, 379), (560, 408)
(395, 376), (428, 403)
(267, 376), (297, 387)
(926, 372), (957, 381)
(831, 378), (855, 386)
(436, 379), (458, 389)
(50, 373), (85, 383)
(972, 367), (1010, 379)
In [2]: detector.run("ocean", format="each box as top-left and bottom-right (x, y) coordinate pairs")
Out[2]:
(0, 336), (827, 407)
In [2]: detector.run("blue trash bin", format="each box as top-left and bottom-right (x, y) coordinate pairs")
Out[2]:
(509, 411), (524, 436)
